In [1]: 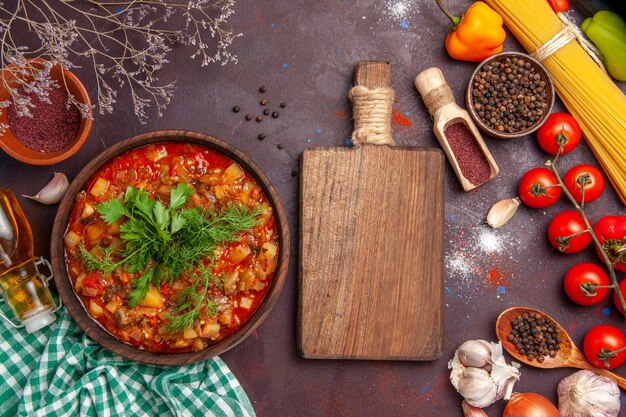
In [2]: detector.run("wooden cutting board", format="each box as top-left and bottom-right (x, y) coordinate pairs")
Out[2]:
(298, 61), (445, 360)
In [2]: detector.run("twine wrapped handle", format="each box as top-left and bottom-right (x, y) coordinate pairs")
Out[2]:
(349, 86), (394, 146)
(349, 61), (395, 147)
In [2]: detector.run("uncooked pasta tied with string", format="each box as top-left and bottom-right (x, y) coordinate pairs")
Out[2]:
(485, 0), (626, 205)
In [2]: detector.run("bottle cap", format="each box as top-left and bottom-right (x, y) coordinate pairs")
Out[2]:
(22, 310), (56, 333)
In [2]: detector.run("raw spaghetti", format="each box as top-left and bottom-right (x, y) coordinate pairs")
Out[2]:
(485, 0), (626, 205)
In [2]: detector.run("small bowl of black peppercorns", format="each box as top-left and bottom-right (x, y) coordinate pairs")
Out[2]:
(466, 52), (555, 140)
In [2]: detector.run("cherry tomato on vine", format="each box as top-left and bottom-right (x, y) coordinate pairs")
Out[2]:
(563, 263), (609, 306)
(613, 279), (626, 314)
(583, 324), (626, 369)
(547, 210), (592, 254)
(536, 112), (581, 155)
(563, 164), (605, 203)
(594, 216), (626, 273)
(518, 168), (562, 208)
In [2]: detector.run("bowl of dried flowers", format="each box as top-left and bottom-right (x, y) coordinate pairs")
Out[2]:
(0, 59), (92, 165)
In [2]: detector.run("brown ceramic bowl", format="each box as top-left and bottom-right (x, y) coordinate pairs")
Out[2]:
(51, 130), (290, 365)
(0, 60), (92, 165)
(466, 52), (555, 140)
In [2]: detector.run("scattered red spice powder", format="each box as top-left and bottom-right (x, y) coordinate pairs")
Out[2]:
(486, 267), (506, 287)
(444, 122), (491, 186)
(392, 110), (412, 127)
(7, 86), (80, 153)
(334, 110), (346, 118)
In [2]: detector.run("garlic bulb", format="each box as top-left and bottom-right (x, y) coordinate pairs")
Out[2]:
(486, 197), (520, 228)
(558, 370), (620, 417)
(449, 339), (521, 408)
(23, 172), (69, 205)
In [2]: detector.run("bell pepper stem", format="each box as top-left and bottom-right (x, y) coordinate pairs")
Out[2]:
(435, 0), (461, 28)
(546, 160), (626, 320)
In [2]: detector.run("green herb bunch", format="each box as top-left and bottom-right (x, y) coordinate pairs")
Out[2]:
(80, 183), (262, 330)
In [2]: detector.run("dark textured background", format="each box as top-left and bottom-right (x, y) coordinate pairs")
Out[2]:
(2, 1), (626, 415)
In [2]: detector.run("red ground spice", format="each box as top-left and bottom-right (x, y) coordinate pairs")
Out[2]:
(444, 122), (491, 186)
(392, 110), (412, 127)
(7, 86), (80, 153)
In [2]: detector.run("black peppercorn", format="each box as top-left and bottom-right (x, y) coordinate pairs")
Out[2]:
(256, 115), (263, 122)
(259, 86), (267, 93)
(232, 105), (240, 113)
(272, 111), (279, 118)
(277, 144), (284, 150)
(280, 102), (286, 108)
(471, 57), (549, 134)
(258, 133), (266, 140)
(263, 109), (271, 116)
(291, 170), (297, 177)
(245, 114), (252, 121)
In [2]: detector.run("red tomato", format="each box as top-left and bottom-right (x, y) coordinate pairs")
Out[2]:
(518, 168), (562, 208)
(583, 324), (626, 369)
(613, 279), (626, 314)
(536, 112), (581, 155)
(82, 274), (105, 297)
(547, 210), (592, 253)
(563, 164), (605, 203)
(563, 263), (609, 305)
(594, 216), (626, 273)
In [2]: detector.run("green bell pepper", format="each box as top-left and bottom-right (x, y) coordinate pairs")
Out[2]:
(581, 10), (626, 81)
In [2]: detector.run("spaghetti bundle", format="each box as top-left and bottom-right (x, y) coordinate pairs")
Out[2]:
(485, 0), (626, 205)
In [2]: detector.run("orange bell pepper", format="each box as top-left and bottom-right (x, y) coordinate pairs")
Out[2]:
(435, 0), (506, 62)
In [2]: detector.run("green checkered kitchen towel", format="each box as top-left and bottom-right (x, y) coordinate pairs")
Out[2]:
(0, 307), (256, 417)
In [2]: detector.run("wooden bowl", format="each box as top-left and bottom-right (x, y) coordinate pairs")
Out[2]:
(465, 52), (555, 140)
(0, 60), (92, 165)
(50, 130), (290, 365)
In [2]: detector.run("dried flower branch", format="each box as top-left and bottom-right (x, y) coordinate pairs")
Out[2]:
(0, 0), (239, 123)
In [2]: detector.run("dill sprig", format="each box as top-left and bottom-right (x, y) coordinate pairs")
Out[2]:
(79, 182), (261, 330)
(166, 267), (219, 332)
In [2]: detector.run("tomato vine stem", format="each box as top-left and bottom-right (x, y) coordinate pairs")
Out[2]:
(545, 160), (626, 321)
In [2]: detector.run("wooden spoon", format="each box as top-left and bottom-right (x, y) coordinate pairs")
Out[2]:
(496, 306), (626, 390)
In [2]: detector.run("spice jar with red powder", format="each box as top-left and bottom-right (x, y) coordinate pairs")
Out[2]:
(415, 67), (498, 191)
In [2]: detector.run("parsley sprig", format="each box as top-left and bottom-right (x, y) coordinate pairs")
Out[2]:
(79, 183), (262, 330)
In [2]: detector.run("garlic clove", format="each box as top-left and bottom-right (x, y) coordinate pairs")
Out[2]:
(23, 172), (69, 205)
(486, 197), (520, 228)
(456, 367), (498, 408)
(462, 400), (489, 417)
(457, 340), (493, 368)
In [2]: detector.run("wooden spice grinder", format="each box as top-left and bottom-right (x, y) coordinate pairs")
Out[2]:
(415, 67), (499, 191)
(299, 61), (445, 360)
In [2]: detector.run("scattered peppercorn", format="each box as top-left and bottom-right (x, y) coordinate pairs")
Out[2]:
(508, 312), (562, 363)
(245, 114), (252, 121)
(260, 99), (268, 106)
(272, 111), (280, 118)
(291, 170), (298, 177)
(256, 115), (263, 122)
(259, 86), (267, 93)
(232, 105), (240, 113)
(280, 102), (286, 108)
(471, 56), (549, 134)
(263, 109), (271, 116)
(277, 144), (284, 150)
(258, 133), (266, 140)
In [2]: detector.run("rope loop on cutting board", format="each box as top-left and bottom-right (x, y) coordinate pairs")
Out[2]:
(348, 85), (394, 146)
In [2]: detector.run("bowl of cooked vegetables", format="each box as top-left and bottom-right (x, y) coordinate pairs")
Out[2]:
(51, 130), (289, 365)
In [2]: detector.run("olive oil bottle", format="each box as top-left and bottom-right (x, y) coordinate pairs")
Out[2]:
(0, 189), (59, 332)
